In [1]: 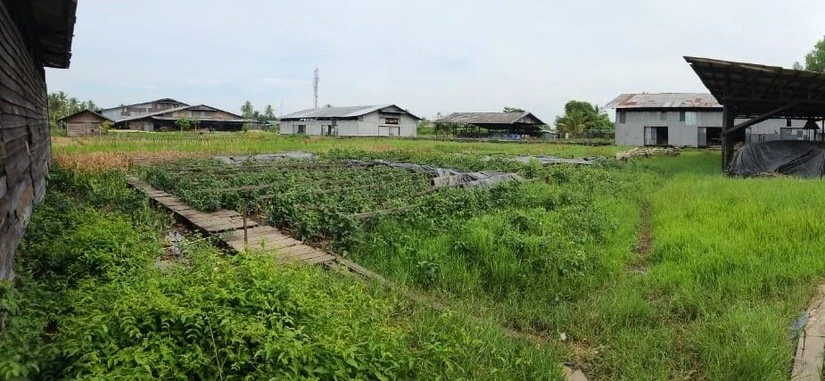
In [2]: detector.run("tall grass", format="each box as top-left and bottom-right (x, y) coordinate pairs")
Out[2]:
(0, 167), (566, 380)
(52, 132), (623, 157)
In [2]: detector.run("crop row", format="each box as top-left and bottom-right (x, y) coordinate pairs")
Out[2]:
(142, 159), (434, 247)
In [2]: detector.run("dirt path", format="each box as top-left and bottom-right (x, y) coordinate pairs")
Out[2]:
(631, 201), (653, 273)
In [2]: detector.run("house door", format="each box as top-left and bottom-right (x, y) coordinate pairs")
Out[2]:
(644, 127), (668, 146)
(698, 127), (722, 147)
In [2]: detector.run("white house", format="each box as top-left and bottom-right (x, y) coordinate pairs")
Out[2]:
(606, 93), (808, 147)
(279, 104), (419, 137)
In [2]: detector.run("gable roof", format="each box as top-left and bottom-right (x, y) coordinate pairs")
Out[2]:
(437, 112), (547, 126)
(57, 109), (113, 123)
(115, 104), (252, 123)
(281, 104), (420, 120)
(99, 98), (188, 113)
(605, 93), (721, 110)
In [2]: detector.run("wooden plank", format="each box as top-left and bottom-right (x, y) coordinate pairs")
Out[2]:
(279, 250), (329, 264)
(277, 245), (317, 259)
(305, 254), (337, 265)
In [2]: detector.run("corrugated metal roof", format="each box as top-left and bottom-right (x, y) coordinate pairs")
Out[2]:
(281, 104), (420, 120)
(99, 98), (188, 113)
(685, 56), (825, 119)
(115, 104), (250, 124)
(605, 93), (721, 109)
(57, 109), (113, 123)
(437, 112), (546, 126)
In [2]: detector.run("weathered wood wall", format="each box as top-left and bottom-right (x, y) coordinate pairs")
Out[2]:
(0, 1), (51, 282)
(66, 112), (106, 137)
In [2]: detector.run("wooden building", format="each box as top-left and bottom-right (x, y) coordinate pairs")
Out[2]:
(1, 0), (78, 282)
(59, 110), (113, 137)
(114, 104), (258, 132)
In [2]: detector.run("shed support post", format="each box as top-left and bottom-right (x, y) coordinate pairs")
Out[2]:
(722, 106), (735, 171)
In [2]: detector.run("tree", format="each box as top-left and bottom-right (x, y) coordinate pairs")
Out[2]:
(554, 100), (614, 137)
(47, 91), (100, 131)
(175, 118), (192, 134)
(241, 101), (255, 119)
(795, 36), (825, 72)
(264, 105), (276, 120)
(503, 107), (525, 113)
(100, 120), (113, 134)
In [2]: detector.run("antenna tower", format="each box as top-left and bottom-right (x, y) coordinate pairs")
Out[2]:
(313, 67), (319, 109)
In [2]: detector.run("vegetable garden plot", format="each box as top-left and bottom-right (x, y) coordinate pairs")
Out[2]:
(142, 159), (440, 247)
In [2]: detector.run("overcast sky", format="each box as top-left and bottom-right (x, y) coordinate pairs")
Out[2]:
(46, 0), (825, 120)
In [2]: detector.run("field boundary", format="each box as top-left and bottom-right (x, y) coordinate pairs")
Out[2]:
(792, 283), (825, 380)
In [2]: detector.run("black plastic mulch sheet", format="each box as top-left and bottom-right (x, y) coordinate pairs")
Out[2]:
(728, 141), (825, 178)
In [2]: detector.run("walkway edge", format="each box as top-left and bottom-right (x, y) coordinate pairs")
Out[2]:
(792, 283), (825, 381)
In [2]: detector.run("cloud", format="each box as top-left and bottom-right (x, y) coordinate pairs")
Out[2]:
(47, 0), (825, 120)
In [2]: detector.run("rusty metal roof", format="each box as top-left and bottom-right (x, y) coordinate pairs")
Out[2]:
(281, 104), (420, 120)
(57, 109), (113, 123)
(115, 104), (252, 124)
(605, 93), (721, 110)
(437, 112), (547, 126)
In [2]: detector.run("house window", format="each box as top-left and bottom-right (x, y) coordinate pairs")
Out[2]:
(384, 117), (399, 125)
(296, 125), (306, 134)
(618, 111), (626, 124)
(684, 112), (697, 126)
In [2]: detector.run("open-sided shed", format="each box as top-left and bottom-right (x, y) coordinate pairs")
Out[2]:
(436, 112), (547, 137)
(685, 56), (825, 169)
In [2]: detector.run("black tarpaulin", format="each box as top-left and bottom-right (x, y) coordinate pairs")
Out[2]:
(728, 141), (825, 178)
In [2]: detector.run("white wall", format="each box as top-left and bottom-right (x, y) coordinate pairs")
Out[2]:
(615, 109), (807, 147)
(280, 111), (418, 137)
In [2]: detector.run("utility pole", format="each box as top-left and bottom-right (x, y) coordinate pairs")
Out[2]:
(313, 67), (319, 109)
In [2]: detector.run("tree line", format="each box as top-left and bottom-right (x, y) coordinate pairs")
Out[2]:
(240, 101), (277, 122)
(47, 91), (100, 130)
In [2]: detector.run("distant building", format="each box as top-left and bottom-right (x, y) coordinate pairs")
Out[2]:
(114, 104), (258, 132)
(436, 112), (547, 138)
(59, 110), (113, 137)
(99, 98), (188, 121)
(280, 105), (419, 137)
(606, 93), (806, 147)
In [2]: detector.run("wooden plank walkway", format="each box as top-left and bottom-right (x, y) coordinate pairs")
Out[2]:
(127, 177), (336, 266)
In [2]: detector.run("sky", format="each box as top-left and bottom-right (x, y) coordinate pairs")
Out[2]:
(47, 0), (825, 121)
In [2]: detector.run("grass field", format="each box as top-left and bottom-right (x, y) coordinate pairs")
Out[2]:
(52, 132), (621, 157)
(4, 133), (824, 380)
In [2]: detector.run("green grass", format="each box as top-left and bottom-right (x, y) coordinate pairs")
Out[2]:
(30, 135), (825, 379)
(0, 168), (565, 380)
(52, 132), (623, 157)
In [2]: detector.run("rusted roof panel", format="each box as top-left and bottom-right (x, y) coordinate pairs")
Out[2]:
(281, 104), (420, 120)
(605, 93), (721, 109)
(437, 112), (547, 126)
